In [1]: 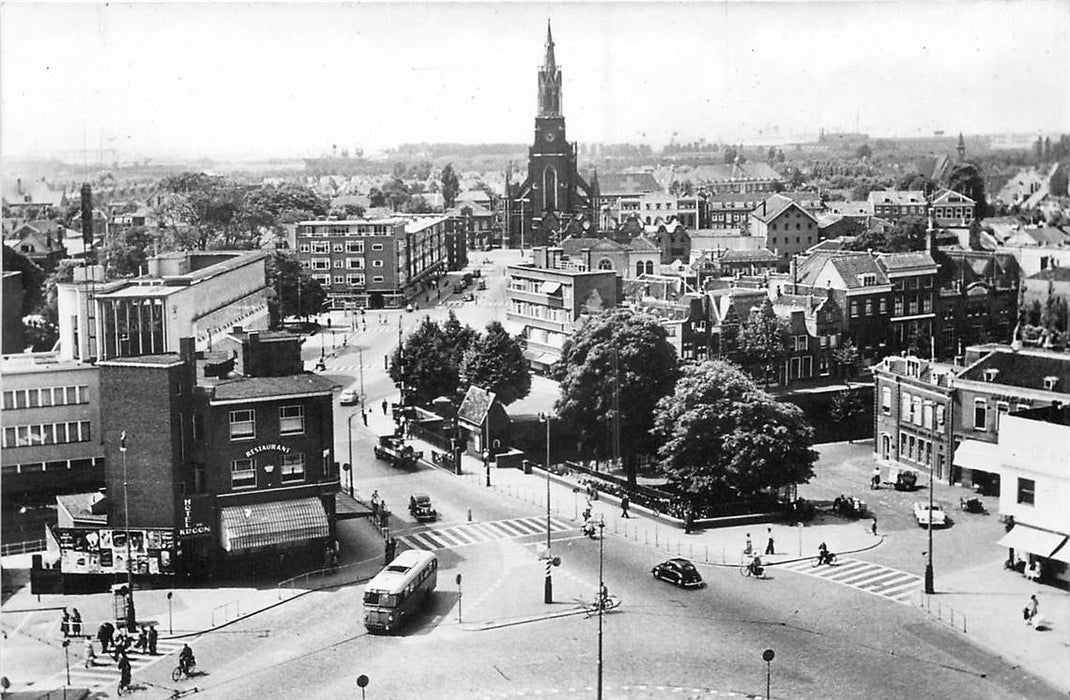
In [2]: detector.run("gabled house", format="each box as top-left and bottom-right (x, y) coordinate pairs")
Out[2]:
(930, 188), (975, 226)
(4, 220), (67, 271)
(748, 194), (819, 264)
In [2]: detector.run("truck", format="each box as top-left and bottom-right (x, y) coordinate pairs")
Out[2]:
(373, 434), (422, 469)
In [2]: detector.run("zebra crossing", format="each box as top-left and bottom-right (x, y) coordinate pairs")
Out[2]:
(396, 515), (576, 551)
(46, 638), (187, 689)
(775, 556), (922, 604)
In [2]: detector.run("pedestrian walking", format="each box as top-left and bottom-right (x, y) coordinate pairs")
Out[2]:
(136, 625), (149, 653)
(1025, 594), (1039, 625)
(118, 652), (132, 691)
(70, 608), (82, 637)
(765, 528), (775, 555)
(83, 638), (97, 668)
(60, 608), (70, 638)
(384, 537), (397, 565)
(147, 624), (158, 655)
(381, 399), (388, 415)
(744, 533), (753, 556)
(361, 410), (368, 427)
(371, 489), (381, 515)
(620, 494), (631, 518)
(97, 621), (114, 653)
(684, 507), (695, 534)
(871, 517), (879, 536)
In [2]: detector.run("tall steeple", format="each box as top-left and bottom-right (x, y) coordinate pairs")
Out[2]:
(538, 20), (562, 117)
(956, 132), (966, 162)
(544, 20), (556, 73)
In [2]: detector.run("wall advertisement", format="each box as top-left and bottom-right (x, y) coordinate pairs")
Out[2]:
(54, 527), (176, 576)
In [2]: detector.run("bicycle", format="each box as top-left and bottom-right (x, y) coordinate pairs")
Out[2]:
(116, 678), (134, 696)
(171, 661), (196, 682)
(584, 595), (621, 617)
(739, 563), (766, 578)
(811, 552), (838, 567)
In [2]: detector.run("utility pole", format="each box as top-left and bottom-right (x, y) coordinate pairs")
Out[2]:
(596, 515), (606, 700)
(119, 431), (135, 630)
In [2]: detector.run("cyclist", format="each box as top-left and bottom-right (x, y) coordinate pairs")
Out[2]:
(817, 542), (836, 565)
(179, 643), (196, 675)
(748, 555), (764, 578)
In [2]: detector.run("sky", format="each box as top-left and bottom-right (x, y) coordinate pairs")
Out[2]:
(2, 1), (1068, 162)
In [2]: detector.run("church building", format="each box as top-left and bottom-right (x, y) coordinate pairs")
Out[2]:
(505, 23), (598, 248)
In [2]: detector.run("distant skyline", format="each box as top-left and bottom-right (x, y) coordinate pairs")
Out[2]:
(2, 1), (1068, 163)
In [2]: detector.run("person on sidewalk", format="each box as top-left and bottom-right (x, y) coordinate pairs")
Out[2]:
(61, 608), (70, 638)
(1024, 594), (1039, 625)
(371, 490), (381, 515)
(147, 624), (158, 655)
(871, 518), (879, 536)
(117, 652), (132, 692)
(381, 399), (388, 415)
(136, 625), (148, 653)
(620, 494), (631, 518)
(765, 528), (775, 555)
(83, 638), (97, 668)
(744, 533), (753, 557)
(70, 608), (82, 637)
(97, 621), (114, 653)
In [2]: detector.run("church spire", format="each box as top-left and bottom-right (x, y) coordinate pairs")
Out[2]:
(544, 20), (556, 73)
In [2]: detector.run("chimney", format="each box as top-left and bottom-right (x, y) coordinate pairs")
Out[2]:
(582, 247), (592, 271)
(761, 200), (767, 217)
(16, 178), (22, 194)
(789, 256), (798, 294)
(246, 330), (260, 377)
(179, 336), (198, 389)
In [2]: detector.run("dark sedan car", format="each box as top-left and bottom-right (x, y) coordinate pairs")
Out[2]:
(651, 558), (704, 588)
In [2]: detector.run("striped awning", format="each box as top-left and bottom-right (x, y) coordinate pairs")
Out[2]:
(219, 498), (329, 553)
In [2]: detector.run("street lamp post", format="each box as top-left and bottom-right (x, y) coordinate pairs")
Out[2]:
(596, 515), (606, 700)
(539, 412), (553, 603)
(119, 431), (135, 630)
(346, 411), (358, 498)
(924, 404), (935, 594)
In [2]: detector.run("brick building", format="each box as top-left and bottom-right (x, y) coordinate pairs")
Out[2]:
(295, 217), (447, 310)
(96, 332), (338, 579)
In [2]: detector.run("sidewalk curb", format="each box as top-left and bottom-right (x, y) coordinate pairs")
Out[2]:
(698, 533), (887, 570)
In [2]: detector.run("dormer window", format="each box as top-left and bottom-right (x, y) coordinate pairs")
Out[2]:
(1043, 376), (1059, 391)
(906, 359), (920, 377)
(859, 274), (876, 287)
(982, 368), (1000, 383)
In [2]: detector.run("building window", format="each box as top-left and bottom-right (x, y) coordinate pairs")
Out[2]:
(372, 275), (384, 283)
(879, 298), (887, 314)
(865, 300), (873, 316)
(299, 244), (310, 253)
(881, 387), (891, 414)
(372, 260), (384, 268)
(347, 274), (365, 286)
(346, 258), (364, 270)
(231, 459), (256, 489)
(850, 301), (859, 318)
(894, 298), (904, 316)
(923, 402), (933, 429)
(937, 405), (946, 426)
(229, 409), (255, 440)
(598, 259), (613, 270)
(912, 397), (923, 426)
(346, 241), (365, 253)
(973, 400), (987, 431)
(279, 405), (305, 435)
(1017, 477), (1035, 506)
(311, 258), (330, 270)
(281, 453), (305, 482)
(996, 401), (1009, 428)
(371, 243), (384, 251)
(334, 275), (345, 284)
(311, 242), (329, 254)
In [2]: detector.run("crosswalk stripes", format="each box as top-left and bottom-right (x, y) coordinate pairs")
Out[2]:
(47, 638), (187, 689)
(396, 515), (576, 551)
(775, 556), (922, 604)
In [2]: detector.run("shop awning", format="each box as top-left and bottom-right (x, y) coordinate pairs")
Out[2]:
(952, 439), (1003, 473)
(541, 281), (562, 295)
(1049, 540), (1070, 564)
(220, 498), (329, 553)
(997, 524), (1066, 558)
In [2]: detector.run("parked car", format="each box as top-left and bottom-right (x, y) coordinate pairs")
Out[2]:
(894, 470), (918, 491)
(453, 283), (466, 294)
(913, 502), (947, 528)
(409, 494), (437, 522)
(651, 558), (704, 588)
(339, 388), (359, 406)
(463, 292), (475, 302)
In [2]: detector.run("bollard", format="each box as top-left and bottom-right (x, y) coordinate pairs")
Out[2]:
(467, 508), (472, 522)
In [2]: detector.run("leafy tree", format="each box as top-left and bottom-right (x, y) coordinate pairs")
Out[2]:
(555, 309), (678, 484)
(368, 187), (387, 208)
(831, 338), (862, 380)
(155, 172), (247, 250)
(652, 359), (818, 498)
(897, 173), (933, 194)
(855, 144), (872, 160)
(829, 389), (865, 443)
(389, 317), (456, 405)
(329, 203), (366, 220)
(845, 216), (927, 253)
(105, 226), (155, 277)
(265, 251), (326, 326)
(441, 164), (460, 209)
(441, 311), (478, 366)
(382, 178), (411, 212)
(733, 300), (790, 385)
(240, 183), (327, 236)
(459, 321), (531, 405)
(947, 163), (987, 220)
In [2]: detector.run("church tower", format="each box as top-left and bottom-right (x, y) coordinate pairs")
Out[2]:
(508, 21), (596, 248)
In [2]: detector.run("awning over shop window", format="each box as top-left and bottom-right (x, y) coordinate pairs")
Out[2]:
(541, 282), (562, 295)
(952, 440), (1002, 473)
(220, 498), (329, 554)
(997, 524), (1066, 558)
(1048, 540), (1070, 564)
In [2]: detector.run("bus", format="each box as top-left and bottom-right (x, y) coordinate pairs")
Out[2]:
(363, 549), (438, 633)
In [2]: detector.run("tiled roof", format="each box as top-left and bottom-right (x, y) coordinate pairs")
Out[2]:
(827, 201), (873, 216)
(598, 173), (660, 195)
(867, 190), (927, 205)
(750, 194), (818, 224)
(879, 356), (956, 388)
(721, 248), (778, 262)
(876, 251), (938, 272)
(1028, 266), (1070, 282)
(628, 235), (660, 252)
(825, 254), (888, 288)
(959, 348), (1070, 395)
(931, 188), (975, 205)
(458, 385), (495, 426)
(211, 373), (337, 401)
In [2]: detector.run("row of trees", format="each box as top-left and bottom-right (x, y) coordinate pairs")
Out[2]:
(552, 309), (818, 499)
(388, 313), (531, 407)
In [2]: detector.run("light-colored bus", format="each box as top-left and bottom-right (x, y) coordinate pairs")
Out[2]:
(363, 549), (438, 633)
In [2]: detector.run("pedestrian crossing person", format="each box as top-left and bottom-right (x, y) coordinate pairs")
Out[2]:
(765, 528), (775, 555)
(97, 621), (114, 653)
(83, 638), (97, 668)
(60, 608), (70, 638)
(147, 624), (158, 655)
(620, 494), (631, 518)
(744, 533), (753, 556)
(70, 608), (82, 637)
